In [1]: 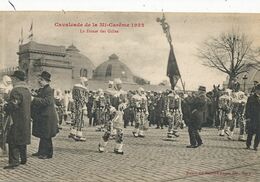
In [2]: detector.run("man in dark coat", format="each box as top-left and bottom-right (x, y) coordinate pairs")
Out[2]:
(186, 86), (207, 148)
(4, 70), (31, 169)
(31, 71), (58, 159)
(245, 83), (260, 151)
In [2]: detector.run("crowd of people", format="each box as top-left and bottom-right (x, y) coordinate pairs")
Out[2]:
(0, 70), (259, 170)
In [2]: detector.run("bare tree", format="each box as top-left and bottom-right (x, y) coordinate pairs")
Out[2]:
(198, 31), (260, 88)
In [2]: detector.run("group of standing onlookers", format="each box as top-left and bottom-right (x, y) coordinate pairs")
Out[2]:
(0, 70), (58, 169)
(1, 69), (259, 169)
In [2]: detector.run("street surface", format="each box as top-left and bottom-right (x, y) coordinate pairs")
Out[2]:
(1, 124), (260, 182)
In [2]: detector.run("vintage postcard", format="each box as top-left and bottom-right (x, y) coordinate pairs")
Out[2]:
(0, 9), (260, 182)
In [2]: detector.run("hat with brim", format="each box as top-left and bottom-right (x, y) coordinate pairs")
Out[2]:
(38, 71), (51, 82)
(198, 86), (206, 92)
(11, 70), (26, 81)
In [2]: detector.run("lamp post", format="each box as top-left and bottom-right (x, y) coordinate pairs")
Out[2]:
(242, 74), (248, 92)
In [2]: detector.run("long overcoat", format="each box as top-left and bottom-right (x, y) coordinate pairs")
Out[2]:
(245, 94), (260, 134)
(5, 81), (31, 145)
(31, 84), (58, 139)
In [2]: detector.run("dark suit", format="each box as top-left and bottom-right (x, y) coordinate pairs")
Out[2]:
(188, 94), (207, 146)
(245, 94), (260, 149)
(5, 81), (31, 165)
(31, 84), (58, 158)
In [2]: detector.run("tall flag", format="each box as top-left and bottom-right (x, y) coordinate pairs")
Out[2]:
(28, 21), (33, 40)
(18, 27), (23, 45)
(167, 45), (181, 90)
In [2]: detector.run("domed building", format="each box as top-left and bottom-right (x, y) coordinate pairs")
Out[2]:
(65, 44), (95, 82)
(15, 41), (95, 90)
(5, 40), (153, 91)
(93, 54), (135, 83)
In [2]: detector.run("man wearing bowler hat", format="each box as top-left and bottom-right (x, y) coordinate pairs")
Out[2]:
(186, 86), (207, 148)
(245, 83), (260, 151)
(31, 71), (58, 159)
(3, 70), (31, 169)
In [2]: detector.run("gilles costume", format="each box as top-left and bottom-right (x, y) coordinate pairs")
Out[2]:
(0, 75), (13, 153)
(98, 105), (125, 154)
(218, 89), (233, 136)
(68, 77), (88, 141)
(93, 89), (107, 131)
(230, 91), (247, 141)
(166, 91), (183, 138)
(132, 88), (149, 138)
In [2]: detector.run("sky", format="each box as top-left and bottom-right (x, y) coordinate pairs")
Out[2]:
(1, 12), (260, 90)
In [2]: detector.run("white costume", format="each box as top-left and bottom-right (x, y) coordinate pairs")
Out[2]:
(132, 87), (148, 137)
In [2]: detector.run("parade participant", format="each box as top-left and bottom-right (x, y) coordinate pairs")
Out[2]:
(94, 89), (107, 132)
(227, 91), (247, 140)
(132, 87), (149, 137)
(166, 91), (183, 138)
(63, 90), (70, 123)
(156, 91), (167, 129)
(245, 84), (260, 151)
(87, 91), (94, 126)
(54, 89), (64, 130)
(3, 71), (31, 169)
(218, 89), (233, 136)
(110, 78), (126, 110)
(98, 106), (124, 154)
(31, 71), (59, 159)
(147, 91), (156, 127)
(68, 77), (88, 141)
(236, 91), (248, 141)
(186, 86), (207, 148)
(231, 78), (241, 92)
(123, 92), (135, 128)
(0, 75), (13, 99)
(106, 80), (114, 94)
(0, 75), (13, 154)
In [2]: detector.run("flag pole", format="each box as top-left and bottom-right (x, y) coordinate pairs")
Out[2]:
(157, 13), (186, 93)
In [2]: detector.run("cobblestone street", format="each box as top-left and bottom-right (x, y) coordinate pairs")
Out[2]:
(1, 125), (260, 182)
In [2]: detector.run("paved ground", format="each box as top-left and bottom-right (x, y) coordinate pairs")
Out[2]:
(0, 124), (260, 182)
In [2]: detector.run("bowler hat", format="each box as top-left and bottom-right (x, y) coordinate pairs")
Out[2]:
(38, 71), (51, 82)
(198, 86), (206, 92)
(11, 70), (26, 81)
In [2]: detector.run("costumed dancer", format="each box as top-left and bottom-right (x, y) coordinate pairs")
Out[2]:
(132, 87), (149, 137)
(94, 89), (107, 132)
(218, 89), (233, 136)
(0, 75), (13, 154)
(109, 78), (126, 135)
(238, 92), (248, 141)
(68, 77), (88, 141)
(98, 105), (125, 154)
(54, 89), (64, 130)
(166, 91), (183, 138)
(232, 91), (248, 141)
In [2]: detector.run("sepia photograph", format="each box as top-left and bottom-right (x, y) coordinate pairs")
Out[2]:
(0, 2), (260, 181)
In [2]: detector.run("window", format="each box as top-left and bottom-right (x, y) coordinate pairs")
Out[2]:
(105, 64), (112, 77)
(80, 68), (88, 77)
